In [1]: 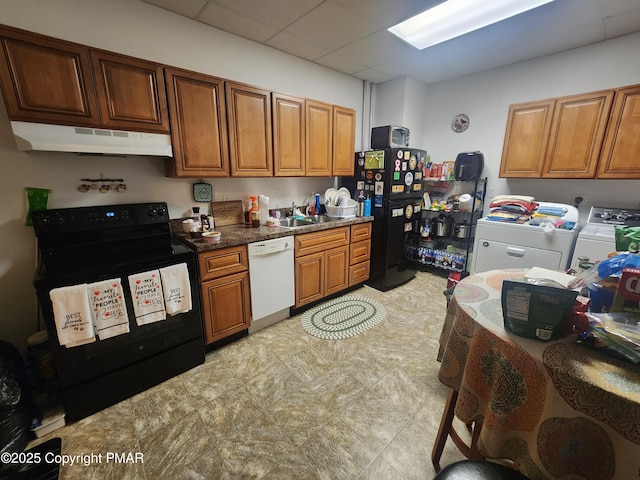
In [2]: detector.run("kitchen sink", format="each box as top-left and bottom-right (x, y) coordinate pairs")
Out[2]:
(303, 215), (341, 224)
(279, 217), (314, 228)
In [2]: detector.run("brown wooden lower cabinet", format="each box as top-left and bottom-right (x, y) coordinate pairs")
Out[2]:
(349, 223), (371, 287)
(294, 222), (372, 308)
(197, 245), (251, 344)
(200, 271), (251, 344)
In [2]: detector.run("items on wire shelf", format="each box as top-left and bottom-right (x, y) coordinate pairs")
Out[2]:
(486, 195), (577, 230)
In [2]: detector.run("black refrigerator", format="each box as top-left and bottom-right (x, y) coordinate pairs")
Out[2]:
(341, 148), (426, 291)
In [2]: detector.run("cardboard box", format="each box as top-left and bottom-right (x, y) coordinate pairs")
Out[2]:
(502, 280), (578, 340)
(611, 268), (640, 313)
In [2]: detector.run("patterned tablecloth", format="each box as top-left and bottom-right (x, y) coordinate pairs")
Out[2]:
(438, 269), (640, 480)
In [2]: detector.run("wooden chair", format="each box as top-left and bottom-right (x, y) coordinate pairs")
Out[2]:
(433, 459), (530, 479)
(431, 388), (484, 472)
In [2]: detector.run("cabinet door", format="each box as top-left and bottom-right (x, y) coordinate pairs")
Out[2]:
(332, 105), (356, 176)
(0, 26), (99, 126)
(90, 50), (169, 133)
(226, 82), (273, 176)
(325, 246), (349, 296)
(201, 271), (251, 344)
(164, 67), (229, 177)
(543, 90), (614, 178)
(295, 252), (324, 307)
(598, 84), (640, 178)
(306, 99), (332, 176)
(499, 100), (554, 177)
(272, 93), (305, 176)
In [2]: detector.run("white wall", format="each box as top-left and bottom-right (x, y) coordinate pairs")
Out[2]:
(0, 0), (363, 350)
(420, 32), (640, 220)
(372, 76), (428, 149)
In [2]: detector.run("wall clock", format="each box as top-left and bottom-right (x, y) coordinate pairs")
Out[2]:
(193, 181), (213, 202)
(452, 113), (470, 133)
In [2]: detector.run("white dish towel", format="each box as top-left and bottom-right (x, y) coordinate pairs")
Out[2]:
(128, 269), (166, 326)
(49, 284), (96, 348)
(159, 263), (192, 315)
(88, 278), (130, 340)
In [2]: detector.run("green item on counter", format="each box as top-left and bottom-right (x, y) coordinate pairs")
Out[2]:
(615, 226), (640, 252)
(25, 187), (51, 226)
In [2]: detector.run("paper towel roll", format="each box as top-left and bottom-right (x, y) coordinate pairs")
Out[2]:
(259, 195), (269, 225)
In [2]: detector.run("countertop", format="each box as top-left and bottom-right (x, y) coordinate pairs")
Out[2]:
(171, 216), (374, 253)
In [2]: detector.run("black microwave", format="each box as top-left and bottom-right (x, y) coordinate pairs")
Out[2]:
(371, 125), (410, 149)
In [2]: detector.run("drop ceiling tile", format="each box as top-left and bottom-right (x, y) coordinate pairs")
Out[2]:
(284, 0), (378, 51)
(212, 0), (323, 29)
(140, 0), (208, 18)
(604, 5), (640, 38)
(266, 31), (331, 60)
(335, 30), (418, 68)
(351, 68), (395, 84)
(198, 2), (279, 42)
(315, 52), (367, 75)
(336, 0), (439, 28)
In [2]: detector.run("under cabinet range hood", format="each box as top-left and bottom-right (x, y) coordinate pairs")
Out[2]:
(10, 121), (173, 157)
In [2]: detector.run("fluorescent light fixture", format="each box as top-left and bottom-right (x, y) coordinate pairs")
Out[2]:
(388, 0), (555, 49)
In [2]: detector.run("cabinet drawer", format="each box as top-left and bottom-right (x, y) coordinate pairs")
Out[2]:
(351, 222), (371, 243)
(349, 260), (370, 287)
(295, 226), (349, 257)
(349, 240), (371, 265)
(198, 245), (248, 281)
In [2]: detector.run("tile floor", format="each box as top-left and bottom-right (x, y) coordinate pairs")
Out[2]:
(30, 270), (467, 479)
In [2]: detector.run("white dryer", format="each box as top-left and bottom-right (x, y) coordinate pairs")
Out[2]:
(471, 203), (579, 274)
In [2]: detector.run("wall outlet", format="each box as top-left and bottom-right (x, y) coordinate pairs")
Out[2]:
(223, 195), (230, 201)
(571, 193), (588, 208)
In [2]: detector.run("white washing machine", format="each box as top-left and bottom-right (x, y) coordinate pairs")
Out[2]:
(571, 206), (640, 266)
(471, 203), (579, 274)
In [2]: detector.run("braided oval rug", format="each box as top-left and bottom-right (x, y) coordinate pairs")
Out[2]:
(300, 294), (386, 340)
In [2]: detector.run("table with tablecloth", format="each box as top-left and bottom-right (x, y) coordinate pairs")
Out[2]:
(438, 268), (640, 480)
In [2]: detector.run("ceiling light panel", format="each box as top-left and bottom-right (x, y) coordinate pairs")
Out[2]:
(388, 0), (555, 49)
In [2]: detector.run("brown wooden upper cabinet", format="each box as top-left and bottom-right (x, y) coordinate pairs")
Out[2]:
(543, 90), (613, 178)
(500, 85), (640, 179)
(0, 25), (100, 126)
(164, 67), (229, 178)
(272, 93), (305, 176)
(597, 84), (640, 178)
(306, 99), (333, 176)
(89, 50), (169, 133)
(226, 81), (273, 177)
(0, 25), (169, 133)
(500, 99), (554, 178)
(332, 105), (356, 176)
(274, 95), (356, 177)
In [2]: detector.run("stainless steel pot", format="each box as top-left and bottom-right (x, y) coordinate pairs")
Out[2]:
(434, 215), (453, 237)
(454, 221), (471, 239)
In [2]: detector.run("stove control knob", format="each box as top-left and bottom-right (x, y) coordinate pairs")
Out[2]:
(147, 208), (157, 217)
(157, 206), (167, 217)
(601, 211), (611, 220)
(617, 213), (628, 221)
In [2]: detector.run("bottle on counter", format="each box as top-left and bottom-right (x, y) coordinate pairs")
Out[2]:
(358, 191), (365, 217)
(249, 196), (260, 228)
(363, 196), (371, 217)
(200, 214), (210, 231)
(314, 193), (321, 215)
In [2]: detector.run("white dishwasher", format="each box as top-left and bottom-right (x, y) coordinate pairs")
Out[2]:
(248, 235), (295, 332)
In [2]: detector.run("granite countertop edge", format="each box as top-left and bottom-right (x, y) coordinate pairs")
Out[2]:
(172, 217), (374, 253)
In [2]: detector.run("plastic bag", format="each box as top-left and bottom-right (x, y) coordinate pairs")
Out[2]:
(0, 341), (33, 455)
(616, 226), (640, 252)
(568, 252), (640, 289)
